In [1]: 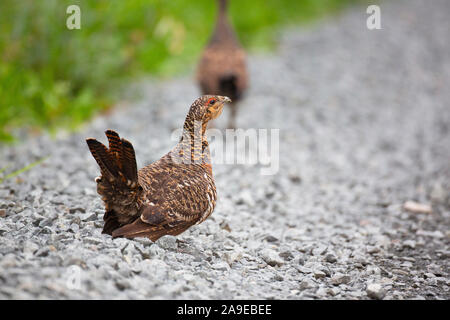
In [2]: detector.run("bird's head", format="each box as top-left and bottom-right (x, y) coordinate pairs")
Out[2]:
(187, 95), (231, 125)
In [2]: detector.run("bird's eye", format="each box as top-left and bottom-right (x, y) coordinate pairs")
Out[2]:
(208, 99), (216, 105)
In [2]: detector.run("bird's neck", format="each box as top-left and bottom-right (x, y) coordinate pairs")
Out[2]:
(171, 117), (211, 167)
(209, 0), (238, 46)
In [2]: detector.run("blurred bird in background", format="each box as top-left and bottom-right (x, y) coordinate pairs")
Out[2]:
(197, 0), (248, 129)
(86, 95), (231, 241)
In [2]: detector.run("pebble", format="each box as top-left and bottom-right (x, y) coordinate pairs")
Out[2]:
(80, 212), (97, 222)
(212, 261), (230, 271)
(237, 190), (255, 207)
(156, 235), (177, 250)
(279, 251), (294, 261)
(69, 207), (86, 214)
(366, 246), (380, 254)
(325, 254), (337, 263)
(403, 201), (432, 214)
(69, 223), (79, 233)
(416, 230), (444, 239)
(260, 249), (284, 267)
(330, 273), (351, 286)
(299, 279), (315, 290)
(327, 287), (340, 296)
(403, 240), (416, 249)
(264, 235), (279, 243)
(314, 270), (326, 279)
(312, 245), (327, 256)
(223, 250), (243, 265)
(297, 266), (312, 274)
(366, 283), (386, 300)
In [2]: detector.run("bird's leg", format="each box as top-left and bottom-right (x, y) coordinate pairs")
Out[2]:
(228, 103), (237, 129)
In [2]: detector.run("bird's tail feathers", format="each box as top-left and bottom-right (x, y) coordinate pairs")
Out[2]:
(86, 130), (142, 234)
(86, 130), (138, 186)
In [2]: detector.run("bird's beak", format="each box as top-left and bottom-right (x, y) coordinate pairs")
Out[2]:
(219, 96), (232, 104)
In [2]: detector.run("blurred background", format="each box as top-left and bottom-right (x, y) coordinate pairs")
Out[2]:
(1, 0), (449, 300)
(0, 0), (361, 142)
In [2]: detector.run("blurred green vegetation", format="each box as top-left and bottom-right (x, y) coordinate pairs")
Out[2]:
(0, 157), (48, 183)
(0, 0), (359, 142)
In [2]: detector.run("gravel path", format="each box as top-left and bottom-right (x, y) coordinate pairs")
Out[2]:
(1, 0), (449, 299)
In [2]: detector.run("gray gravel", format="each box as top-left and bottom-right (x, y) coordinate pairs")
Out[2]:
(1, 0), (449, 299)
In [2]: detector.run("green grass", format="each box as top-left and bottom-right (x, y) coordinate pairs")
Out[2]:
(0, 0), (359, 142)
(0, 157), (48, 183)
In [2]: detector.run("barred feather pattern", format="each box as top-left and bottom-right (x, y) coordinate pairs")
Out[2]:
(86, 95), (228, 241)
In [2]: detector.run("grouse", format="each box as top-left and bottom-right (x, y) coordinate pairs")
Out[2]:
(86, 95), (231, 241)
(197, 0), (248, 128)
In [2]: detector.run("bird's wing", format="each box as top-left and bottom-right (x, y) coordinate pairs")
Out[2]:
(111, 218), (193, 241)
(112, 164), (216, 241)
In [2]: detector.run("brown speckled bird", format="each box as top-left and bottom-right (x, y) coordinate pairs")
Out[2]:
(86, 95), (231, 241)
(197, 0), (248, 128)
